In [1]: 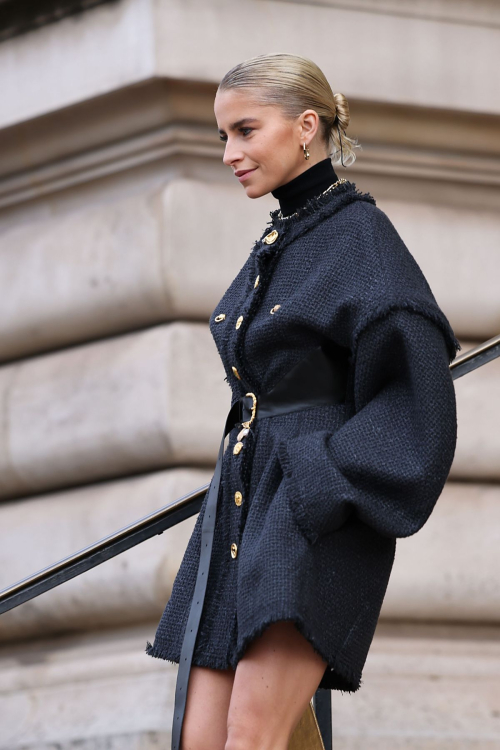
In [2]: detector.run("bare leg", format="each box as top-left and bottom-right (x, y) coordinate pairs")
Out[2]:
(181, 664), (235, 750)
(225, 620), (328, 750)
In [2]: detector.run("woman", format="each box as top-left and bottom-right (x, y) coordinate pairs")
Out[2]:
(146, 53), (461, 750)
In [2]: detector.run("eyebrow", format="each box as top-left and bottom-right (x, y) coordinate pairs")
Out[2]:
(217, 118), (259, 135)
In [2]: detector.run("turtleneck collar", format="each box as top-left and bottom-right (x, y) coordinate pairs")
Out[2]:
(271, 157), (340, 218)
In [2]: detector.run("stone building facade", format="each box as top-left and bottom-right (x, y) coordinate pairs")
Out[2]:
(0, 1), (498, 747)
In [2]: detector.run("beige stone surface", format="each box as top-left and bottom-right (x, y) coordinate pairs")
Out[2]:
(373, 201), (500, 342)
(293, 0), (499, 25)
(0, 179), (266, 361)
(333, 620), (500, 748)
(383, 481), (500, 623)
(0, 624), (174, 749)
(453, 339), (500, 481)
(0, 467), (210, 642)
(154, 1), (500, 117)
(0, 322), (228, 499)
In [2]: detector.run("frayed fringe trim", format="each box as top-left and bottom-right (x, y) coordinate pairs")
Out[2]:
(267, 179), (374, 227)
(145, 640), (235, 672)
(146, 619), (363, 694)
(231, 612), (362, 695)
(352, 299), (462, 365)
(250, 180), (374, 266)
(145, 640), (179, 667)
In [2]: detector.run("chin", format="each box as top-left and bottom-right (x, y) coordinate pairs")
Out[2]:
(243, 186), (264, 199)
(244, 182), (272, 200)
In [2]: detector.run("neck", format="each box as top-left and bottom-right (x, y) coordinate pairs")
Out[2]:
(271, 157), (339, 218)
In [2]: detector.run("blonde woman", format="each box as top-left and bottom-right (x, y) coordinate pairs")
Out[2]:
(146, 53), (460, 750)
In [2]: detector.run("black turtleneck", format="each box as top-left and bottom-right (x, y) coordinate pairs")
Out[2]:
(271, 157), (340, 217)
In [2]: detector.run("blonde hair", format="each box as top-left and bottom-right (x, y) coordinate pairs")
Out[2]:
(217, 53), (361, 167)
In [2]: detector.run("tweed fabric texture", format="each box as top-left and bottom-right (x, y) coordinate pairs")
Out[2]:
(145, 180), (461, 692)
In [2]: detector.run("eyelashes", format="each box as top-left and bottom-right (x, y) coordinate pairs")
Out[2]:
(219, 128), (253, 142)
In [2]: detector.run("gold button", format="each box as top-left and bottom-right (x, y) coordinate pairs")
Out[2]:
(231, 542), (238, 559)
(214, 313), (226, 322)
(232, 366), (241, 380)
(234, 491), (243, 507)
(254, 275), (260, 288)
(236, 315), (243, 329)
(270, 305), (281, 314)
(263, 230), (279, 244)
(233, 441), (243, 455)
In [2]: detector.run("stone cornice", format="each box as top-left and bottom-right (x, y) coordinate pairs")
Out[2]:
(0, 0), (118, 42)
(0, 80), (499, 209)
(275, 0), (500, 28)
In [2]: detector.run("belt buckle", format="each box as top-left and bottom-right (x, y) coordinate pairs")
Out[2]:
(237, 392), (257, 441)
(241, 392), (257, 428)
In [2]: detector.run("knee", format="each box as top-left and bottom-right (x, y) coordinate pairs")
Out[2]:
(225, 727), (265, 750)
(225, 694), (266, 750)
(225, 716), (288, 750)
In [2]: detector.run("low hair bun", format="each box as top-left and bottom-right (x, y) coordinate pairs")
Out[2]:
(333, 92), (350, 131)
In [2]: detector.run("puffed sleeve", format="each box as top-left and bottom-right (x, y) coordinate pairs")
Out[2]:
(276, 307), (459, 544)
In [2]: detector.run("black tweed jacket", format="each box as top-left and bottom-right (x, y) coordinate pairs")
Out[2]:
(146, 179), (461, 693)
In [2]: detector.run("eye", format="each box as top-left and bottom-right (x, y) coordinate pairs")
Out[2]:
(219, 127), (253, 142)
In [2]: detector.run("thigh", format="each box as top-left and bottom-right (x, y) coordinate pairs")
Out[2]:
(181, 664), (235, 750)
(226, 621), (327, 750)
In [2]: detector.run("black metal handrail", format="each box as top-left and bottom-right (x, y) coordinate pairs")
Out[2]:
(0, 333), (498, 750)
(449, 333), (500, 378)
(0, 482), (209, 615)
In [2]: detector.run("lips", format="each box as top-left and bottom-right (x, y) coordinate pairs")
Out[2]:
(235, 168), (256, 177)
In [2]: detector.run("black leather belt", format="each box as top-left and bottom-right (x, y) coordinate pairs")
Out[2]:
(171, 344), (348, 749)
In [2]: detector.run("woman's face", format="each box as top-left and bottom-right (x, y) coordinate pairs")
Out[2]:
(214, 88), (325, 199)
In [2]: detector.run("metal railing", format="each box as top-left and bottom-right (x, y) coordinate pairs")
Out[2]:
(0, 332), (499, 749)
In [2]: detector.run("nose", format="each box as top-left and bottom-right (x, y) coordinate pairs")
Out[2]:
(222, 139), (243, 168)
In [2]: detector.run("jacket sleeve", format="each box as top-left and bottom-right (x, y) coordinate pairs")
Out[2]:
(276, 307), (459, 544)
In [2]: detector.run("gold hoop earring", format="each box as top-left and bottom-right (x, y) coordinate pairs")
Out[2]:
(303, 142), (310, 160)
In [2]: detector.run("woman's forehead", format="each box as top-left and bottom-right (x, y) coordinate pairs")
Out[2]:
(215, 90), (279, 127)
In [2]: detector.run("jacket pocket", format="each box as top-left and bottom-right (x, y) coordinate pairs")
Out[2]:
(275, 430), (354, 546)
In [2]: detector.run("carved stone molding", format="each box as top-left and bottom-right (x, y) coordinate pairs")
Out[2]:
(0, 79), (498, 209)
(0, 0), (118, 42)
(274, 0), (500, 28)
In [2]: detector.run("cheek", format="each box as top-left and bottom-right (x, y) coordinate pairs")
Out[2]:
(258, 131), (293, 166)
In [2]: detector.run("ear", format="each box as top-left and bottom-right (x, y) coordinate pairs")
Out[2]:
(299, 109), (320, 141)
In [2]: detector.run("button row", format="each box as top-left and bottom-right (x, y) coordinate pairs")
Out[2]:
(228, 231), (280, 562)
(216, 242), (286, 568)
